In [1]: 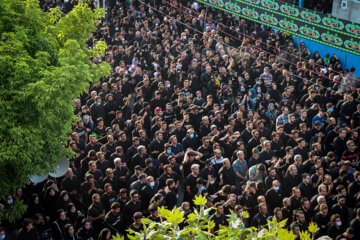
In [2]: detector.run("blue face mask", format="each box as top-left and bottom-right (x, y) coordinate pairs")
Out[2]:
(97, 102), (101, 106)
(0, 234), (5, 240)
(198, 185), (205, 190)
(274, 186), (280, 191)
(190, 133), (194, 139)
(329, 108), (333, 113)
(166, 149), (172, 154)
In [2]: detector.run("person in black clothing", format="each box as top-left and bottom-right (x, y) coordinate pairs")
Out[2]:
(185, 164), (200, 203)
(144, 158), (159, 180)
(18, 218), (39, 240)
(314, 203), (330, 237)
(347, 171), (360, 208)
(122, 190), (142, 228)
(90, 96), (105, 126)
(140, 176), (158, 213)
(219, 159), (236, 188)
(199, 159), (216, 181)
(128, 212), (143, 234)
(283, 164), (300, 196)
(150, 131), (165, 159)
(159, 165), (180, 190)
(85, 136), (101, 156)
(327, 214), (345, 240)
(293, 138), (308, 163)
(349, 209), (360, 240)
(209, 202), (228, 233)
(131, 145), (148, 170)
(87, 193), (105, 236)
(86, 160), (104, 183)
(251, 203), (271, 228)
(264, 167), (281, 191)
(104, 202), (124, 235)
(265, 180), (284, 210)
(148, 204), (161, 223)
(96, 151), (111, 176)
(77, 219), (96, 240)
(330, 195), (349, 229)
(52, 209), (71, 240)
(289, 187), (302, 211)
(80, 174), (102, 208)
(333, 129), (348, 158)
(298, 173), (314, 200)
(129, 173), (147, 193)
(335, 227), (355, 240)
(102, 168), (120, 194)
(61, 168), (79, 197)
(164, 179), (178, 210)
(101, 184), (117, 213)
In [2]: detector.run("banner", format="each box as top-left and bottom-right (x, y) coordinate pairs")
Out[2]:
(196, 0), (360, 55)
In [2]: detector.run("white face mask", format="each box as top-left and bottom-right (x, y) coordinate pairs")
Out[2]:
(149, 182), (155, 187)
(210, 181), (215, 184)
(7, 198), (13, 205)
(336, 221), (342, 226)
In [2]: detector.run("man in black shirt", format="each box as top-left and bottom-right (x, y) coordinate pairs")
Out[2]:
(122, 190), (142, 228)
(105, 202), (124, 235)
(101, 183), (117, 213)
(159, 164), (180, 190)
(209, 202), (228, 233)
(131, 145), (148, 169)
(298, 173), (314, 200)
(164, 179), (177, 210)
(265, 180), (284, 210)
(61, 168), (79, 197)
(113, 158), (130, 189)
(90, 96), (105, 125)
(102, 168), (120, 193)
(199, 159), (216, 181)
(147, 204), (161, 223)
(283, 164), (300, 196)
(141, 176), (158, 212)
(219, 159), (236, 187)
(347, 171), (360, 208)
(150, 131), (165, 159)
(80, 174), (102, 207)
(87, 193), (105, 235)
(197, 137), (213, 163)
(333, 129), (348, 158)
(130, 173), (147, 193)
(349, 209), (360, 240)
(144, 158), (159, 180)
(185, 163), (200, 203)
(293, 138), (308, 163)
(96, 151), (110, 176)
(251, 203), (270, 228)
(85, 135), (101, 155)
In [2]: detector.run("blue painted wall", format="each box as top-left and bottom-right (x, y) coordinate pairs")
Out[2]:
(292, 36), (360, 77)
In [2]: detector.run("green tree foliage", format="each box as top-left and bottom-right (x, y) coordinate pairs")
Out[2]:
(112, 195), (329, 240)
(0, 0), (110, 205)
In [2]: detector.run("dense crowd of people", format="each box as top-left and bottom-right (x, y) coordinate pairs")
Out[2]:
(289, 0), (333, 13)
(1, 0), (360, 239)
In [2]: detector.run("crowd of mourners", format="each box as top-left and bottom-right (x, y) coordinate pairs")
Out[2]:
(2, 0), (360, 239)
